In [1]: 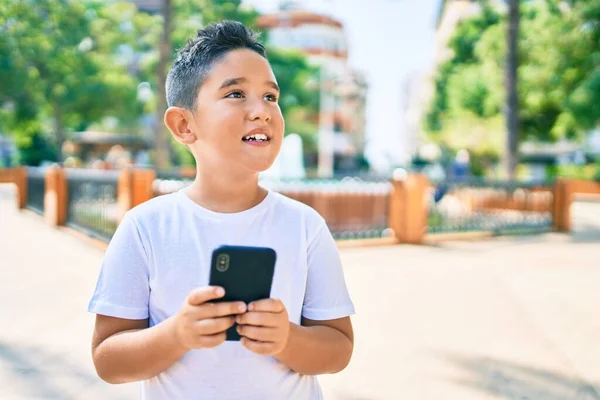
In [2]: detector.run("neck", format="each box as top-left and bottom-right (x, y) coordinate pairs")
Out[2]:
(184, 165), (267, 213)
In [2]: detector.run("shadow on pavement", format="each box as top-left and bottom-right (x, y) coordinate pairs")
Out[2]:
(442, 353), (600, 400)
(570, 229), (600, 244)
(426, 201), (600, 251)
(0, 341), (128, 400)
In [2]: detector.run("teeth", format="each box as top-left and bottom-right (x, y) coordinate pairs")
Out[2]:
(243, 133), (268, 141)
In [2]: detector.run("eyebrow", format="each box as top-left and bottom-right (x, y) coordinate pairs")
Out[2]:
(266, 81), (280, 92)
(219, 77), (280, 92)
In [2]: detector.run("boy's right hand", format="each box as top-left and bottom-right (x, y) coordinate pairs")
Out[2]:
(172, 286), (246, 350)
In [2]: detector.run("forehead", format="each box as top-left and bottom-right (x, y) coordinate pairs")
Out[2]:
(203, 48), (276, 87)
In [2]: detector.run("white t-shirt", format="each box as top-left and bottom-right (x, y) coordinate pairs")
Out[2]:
(88, 189), (355, 400)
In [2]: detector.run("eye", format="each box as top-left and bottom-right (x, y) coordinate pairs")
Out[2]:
(225, 90), (244, 99)
(264, 93), (278, 102)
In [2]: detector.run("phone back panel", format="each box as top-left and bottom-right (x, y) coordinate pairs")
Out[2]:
(209, 245), (276, 341)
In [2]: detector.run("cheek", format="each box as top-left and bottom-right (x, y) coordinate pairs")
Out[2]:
(272, 108), (285, 138)
(197, 107), (244, 144)
(208, 106), (241, 128)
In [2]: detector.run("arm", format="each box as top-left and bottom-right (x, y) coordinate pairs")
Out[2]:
(88, 216), (245, 383)
(89, 213), (187, 384)
(236, 300), (354, 376)
(91, 315), (186, 384)
(276, 316), (353, 375)
(278, 217), (356, 375)
(92, 287), (246, 384)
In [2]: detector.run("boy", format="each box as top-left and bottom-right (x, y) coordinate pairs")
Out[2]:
(88, 20), (355, 399)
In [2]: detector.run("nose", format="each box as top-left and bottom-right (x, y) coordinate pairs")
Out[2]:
(247, 98), (271, 123)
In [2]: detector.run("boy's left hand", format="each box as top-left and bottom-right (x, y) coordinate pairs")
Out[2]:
(235, 298), (290, 356)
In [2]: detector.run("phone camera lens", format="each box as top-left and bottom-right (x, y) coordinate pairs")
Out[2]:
(216, 254), (229, 272)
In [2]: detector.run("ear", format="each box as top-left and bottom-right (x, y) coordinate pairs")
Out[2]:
(164, 107), (197, 145)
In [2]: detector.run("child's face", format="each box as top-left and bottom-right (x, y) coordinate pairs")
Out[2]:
(188, 48), (284, 175)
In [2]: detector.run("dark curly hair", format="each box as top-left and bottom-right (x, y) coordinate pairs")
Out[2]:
(166, 20), (267, 110)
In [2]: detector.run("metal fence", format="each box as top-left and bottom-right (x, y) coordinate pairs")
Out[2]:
(150, 173), (557, 240)
(261, 177), (393, 240)
(427, 179), (554, 235)
(65, 169), (120, 241)
(26, 167), (46, 214)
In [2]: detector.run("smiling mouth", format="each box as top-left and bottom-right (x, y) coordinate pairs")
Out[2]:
(242, 133), (270, 143)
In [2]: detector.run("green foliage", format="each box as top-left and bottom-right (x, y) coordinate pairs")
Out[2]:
(547, 161), (600, 181)
(469, 149), (501, 177)
(448, 4), (502, 64)
(425, 0), (600, 160)
(426, 4), (502, 134)
(0, 0), (146, 163)
(0, 0), (321, 166)
(15, 131), (59, 166)
(559, 164), (590, 180)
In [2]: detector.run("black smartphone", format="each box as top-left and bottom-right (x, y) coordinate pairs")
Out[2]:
(208, 245), (277, 341)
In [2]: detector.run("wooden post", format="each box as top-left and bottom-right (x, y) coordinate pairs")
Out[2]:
(15, 166), (27, 209)
(132, 169), (156, 207)
(552, 180), (563, 231)
(388, 174), (429, 244)
(552, 178), (572, 232)
(0, 167), (26, 208)
(44, 166), (67, 227)
(117, 168), (133, 223)
(0, 167), (15, 184)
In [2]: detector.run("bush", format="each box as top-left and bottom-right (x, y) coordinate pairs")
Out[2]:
(16, 132), (59, 166)
(548, 161), (600, 181)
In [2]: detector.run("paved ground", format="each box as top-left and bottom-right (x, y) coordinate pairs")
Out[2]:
(1, 183), (599, 400)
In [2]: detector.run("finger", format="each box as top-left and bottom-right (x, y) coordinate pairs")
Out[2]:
(195, 316), (235, 335)
(187, 286), (225, 306)
(248, 298), (284, 313)
(195, 332), (227, 349)
(237, 325), (278, 342)
(236, 311), (279, 327)
(197, 301), (247, 319)
(241, 337), (276, 355)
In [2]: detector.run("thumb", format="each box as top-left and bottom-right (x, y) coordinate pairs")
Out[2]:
(187, 286), (225, 306)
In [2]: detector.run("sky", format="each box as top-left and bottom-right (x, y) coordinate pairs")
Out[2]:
(244, 0), (442, 170)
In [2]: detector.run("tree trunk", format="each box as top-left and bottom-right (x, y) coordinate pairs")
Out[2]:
(505, 0), (520, 179)
(53, 105), (65, 162)
(154, 0), (172, 170)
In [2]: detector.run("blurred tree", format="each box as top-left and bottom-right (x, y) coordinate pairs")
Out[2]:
(506, 0), (520, 179)
(15, 131), (59, 167)
(154, 0), (172, 169)
(0, 0), (145, 163)
(0, 0), (320, 167)
(425, 4), (501, 132)
(425, 0), (599, 173)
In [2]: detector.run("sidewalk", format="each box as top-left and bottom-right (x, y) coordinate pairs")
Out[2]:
(1, 183), (599, 399)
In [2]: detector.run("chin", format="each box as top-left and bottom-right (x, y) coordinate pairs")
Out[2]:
(252, 161), (276, 173)
(245, 158), (277, 173)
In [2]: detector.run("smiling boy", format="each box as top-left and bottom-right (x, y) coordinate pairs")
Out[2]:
(88, 21), (355, 399)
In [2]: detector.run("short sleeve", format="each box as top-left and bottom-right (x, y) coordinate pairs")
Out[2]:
(87, 213), (150, 320)
(301, 219), (355, 321)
